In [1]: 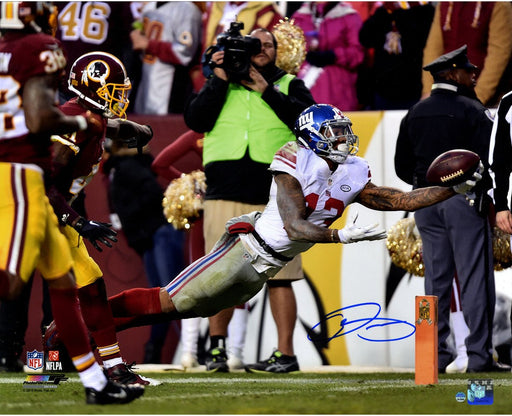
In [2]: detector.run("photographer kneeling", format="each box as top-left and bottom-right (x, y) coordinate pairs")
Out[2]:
(184, 25), (315, 373)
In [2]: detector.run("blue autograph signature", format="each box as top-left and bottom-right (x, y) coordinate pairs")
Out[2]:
(309, 302), (416, 343)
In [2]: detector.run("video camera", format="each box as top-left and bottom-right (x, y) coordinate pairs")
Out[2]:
(204, 21), (261, 82)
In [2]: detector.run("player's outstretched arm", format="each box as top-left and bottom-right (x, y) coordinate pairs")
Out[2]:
(24, 74), (100, 135)
(275, 173), (336, 243)
(107, 119), (153, 152)
(356, 182), (455, 211)
(357, 166), (483, 212)
(275, 173), (386, 244)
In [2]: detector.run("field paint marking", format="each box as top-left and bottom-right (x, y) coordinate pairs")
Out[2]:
(3, 400), (77, 409)
(2, 376), (512, 386)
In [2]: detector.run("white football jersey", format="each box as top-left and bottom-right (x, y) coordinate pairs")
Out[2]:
(134, 2), (201, 114)
(255, 141), (371, 258)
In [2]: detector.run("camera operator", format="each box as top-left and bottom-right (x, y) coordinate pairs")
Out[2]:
(184, 27), (315, 373)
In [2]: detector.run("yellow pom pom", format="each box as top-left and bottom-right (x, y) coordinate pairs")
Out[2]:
(387, 219), (512, 274)
(493, 226), (512, 271)
(386, 218), (424, 277)
(162, 170), (206, 230)
(273, 18), (306, 75)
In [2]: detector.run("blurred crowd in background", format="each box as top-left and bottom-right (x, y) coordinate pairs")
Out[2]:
(55, 1), (512, 117)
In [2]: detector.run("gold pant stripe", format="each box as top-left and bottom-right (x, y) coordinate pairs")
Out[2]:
(7, 164), (28, 276)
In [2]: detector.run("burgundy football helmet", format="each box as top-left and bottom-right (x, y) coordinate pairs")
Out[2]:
(68, 51), (131, 119)
(0, 2), (57, 35)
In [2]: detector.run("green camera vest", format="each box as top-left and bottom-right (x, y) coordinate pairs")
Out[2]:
(203, 73), (296, 166)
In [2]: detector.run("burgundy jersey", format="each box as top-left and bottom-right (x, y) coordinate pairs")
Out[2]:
(52, 98), (107, 202)
(0, 32), (67, 170)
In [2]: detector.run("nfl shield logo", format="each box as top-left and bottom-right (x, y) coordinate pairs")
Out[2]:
(27, 350), (43, 370)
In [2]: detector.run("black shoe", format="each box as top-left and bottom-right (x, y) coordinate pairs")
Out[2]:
(467, 361), (512, 373)
(205, 347), (229, 372)
(245, 350), (300, 374)
(105, 362), (151, 386)
(85, 380), (144, 405)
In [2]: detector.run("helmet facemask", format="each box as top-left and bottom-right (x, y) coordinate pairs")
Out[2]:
(295, 104), (359, 165)
(315, 119), (359, 164)
(97, 81), (131, 119)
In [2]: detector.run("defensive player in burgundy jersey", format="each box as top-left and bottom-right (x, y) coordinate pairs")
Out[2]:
(55, 2), (139, 103)
(103, 104), (480, 329)
(43, 51), (153, 386)
(0, 1), (143, 404)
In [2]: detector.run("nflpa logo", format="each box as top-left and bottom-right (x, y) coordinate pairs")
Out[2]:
(48, 351), (59, 362)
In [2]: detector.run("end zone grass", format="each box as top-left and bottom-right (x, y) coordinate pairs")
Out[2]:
(1, 371), (511, 414)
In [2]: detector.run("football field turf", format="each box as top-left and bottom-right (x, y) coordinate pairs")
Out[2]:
(1, 370), (512, 414)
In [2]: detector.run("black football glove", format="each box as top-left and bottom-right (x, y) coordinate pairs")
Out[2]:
(73, 217), (118, 252)
(306, 50), (336, 67)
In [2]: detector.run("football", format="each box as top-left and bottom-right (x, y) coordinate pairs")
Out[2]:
(426, 149), (480, 187)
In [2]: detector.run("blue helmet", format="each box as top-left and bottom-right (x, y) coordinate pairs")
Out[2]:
(294, 104), (359, 164)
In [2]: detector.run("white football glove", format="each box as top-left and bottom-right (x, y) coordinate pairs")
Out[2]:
(452, 161), (484, 194)
(338, 213), (387, 244)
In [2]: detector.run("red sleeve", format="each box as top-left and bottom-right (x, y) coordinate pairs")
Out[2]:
(58, 99), (107, 146)
(152, 130), (203, 180)
(146, 40), (182, 65)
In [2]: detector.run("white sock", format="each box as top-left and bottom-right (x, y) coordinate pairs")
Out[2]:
(450, 310), (469, 359)
(181, 317), (202, 356)
(102, 357), (123, 369)
(78, 361), (108, 391)
(228, 305), (249, 359)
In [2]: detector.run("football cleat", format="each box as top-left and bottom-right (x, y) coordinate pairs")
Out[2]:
(105, 362), (160, 386)
(227, 355), (244, 370)
(445, 355), (468, 374)
(180, 352), (199, 369)
(244, 350), (300, 374)
(205, 347), (229, 372)
(85, 380), (144, 405)
(466, 361), (512, 373)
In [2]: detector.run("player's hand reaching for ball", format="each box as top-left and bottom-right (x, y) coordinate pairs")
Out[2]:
(452, 161), (484, 194)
